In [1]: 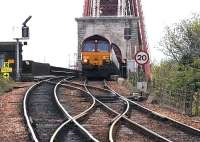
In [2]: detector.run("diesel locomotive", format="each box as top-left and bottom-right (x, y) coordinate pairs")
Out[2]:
(81, 35), (117, 78)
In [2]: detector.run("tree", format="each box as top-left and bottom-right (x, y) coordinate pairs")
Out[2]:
(159, 14), (200, 90)
(152, 15), (200, 115)
(160, 14), (200, 64)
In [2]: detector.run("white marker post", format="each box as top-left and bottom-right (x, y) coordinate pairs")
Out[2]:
(135, 50), (149, 88)
(135, 51), (149, 95)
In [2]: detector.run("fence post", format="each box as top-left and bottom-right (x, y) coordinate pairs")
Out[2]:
(194, 91), (200, 116)
(185, 90), (193, 116)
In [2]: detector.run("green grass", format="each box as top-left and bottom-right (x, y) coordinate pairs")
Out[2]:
(0, 77), (15, 95)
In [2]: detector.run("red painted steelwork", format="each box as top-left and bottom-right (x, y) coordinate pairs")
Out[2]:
(132, 0), (151, 80)
(83, 0), (90, 16)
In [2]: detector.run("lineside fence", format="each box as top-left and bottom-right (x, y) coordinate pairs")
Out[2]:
(154, 87), (200, 116)
(128, 73), (200, 116)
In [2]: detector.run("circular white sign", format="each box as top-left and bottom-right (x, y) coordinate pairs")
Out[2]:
(134, 51), (149, 65)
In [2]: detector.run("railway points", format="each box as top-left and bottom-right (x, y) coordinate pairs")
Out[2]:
(61, 79), (158, 141)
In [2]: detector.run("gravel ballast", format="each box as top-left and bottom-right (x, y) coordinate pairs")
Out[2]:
(0, 82), (33, 142)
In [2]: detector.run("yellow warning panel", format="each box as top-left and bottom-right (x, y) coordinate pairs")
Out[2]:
(1, 67), (12, 73)
(3, 62), (9, 68)
(2, 73), (9, 80)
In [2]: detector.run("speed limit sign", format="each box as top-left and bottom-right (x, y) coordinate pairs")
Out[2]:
(134, 51), (149, 65)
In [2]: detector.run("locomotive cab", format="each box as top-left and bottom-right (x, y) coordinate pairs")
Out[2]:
(81, 36), (111, 69)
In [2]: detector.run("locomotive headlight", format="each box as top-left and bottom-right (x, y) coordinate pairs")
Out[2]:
(103, 56), (109, 60)
(103, 56), (107, 59)
(83, 59), (88, 63)
(103, 56), (110, 63)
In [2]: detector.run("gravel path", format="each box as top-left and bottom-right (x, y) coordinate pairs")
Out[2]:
(0, 82), (33, 142)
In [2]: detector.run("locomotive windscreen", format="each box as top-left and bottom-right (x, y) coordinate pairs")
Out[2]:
(82, 40), (110, 52)
(97, 41), (109, 51)
(83, 42), (95, 52)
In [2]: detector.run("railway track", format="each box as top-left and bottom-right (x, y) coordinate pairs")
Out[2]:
(128, 105), (200, 142)
(23, 77), (97, 142)
(104, 80), (200, 142)
(87, 81), (128, 114)
(51, 79), (99, 141)
(23, 78), (200, 142)
(64, 80), (200, 142)
(86, 81), (165, 142)
(23, 77), (66, 142)
(52, 79), (115, 142)
(62, 80), (165, 142)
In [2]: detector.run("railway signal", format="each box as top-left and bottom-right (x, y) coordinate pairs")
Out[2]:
(134, 51), (149, 65)
(22, 16), (32, 39)
(22, 26), (29, 38)
(14, 16), (32, 81)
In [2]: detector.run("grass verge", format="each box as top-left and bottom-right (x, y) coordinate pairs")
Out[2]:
(0, 77), (15, 95)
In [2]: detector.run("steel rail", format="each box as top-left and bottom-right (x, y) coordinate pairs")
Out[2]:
(108, 91), (129, 142)
(104, 80), (173, 142)
(61, 80), (118, 115)
(51, 70), (75, 74)
(50, 82), (96, 141)
(53, 79), (100, 142)
(23, 77), (60, 142)
(84, 81), (120, 142)
(50, 119), (71, 142)
(23, 82), (40, 142)
(63, 80), (110, 91)
(63, 80), (172, 142)
(104, 81), (200, 136)
(86, 80), (165, 142)
(129, 97), (200, 136)
(83, 80), (131, 142)
(50, 81), (97, 142)
(65, 80), (128, 141)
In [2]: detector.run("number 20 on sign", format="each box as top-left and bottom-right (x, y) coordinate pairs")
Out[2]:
(134, 51), (149, 65)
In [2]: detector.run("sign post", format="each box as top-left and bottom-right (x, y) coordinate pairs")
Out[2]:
(135, 51), (149, 92)
(16, 38), (20, 81)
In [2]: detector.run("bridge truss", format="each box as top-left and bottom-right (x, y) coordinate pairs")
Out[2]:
(83, 0), (151, 80)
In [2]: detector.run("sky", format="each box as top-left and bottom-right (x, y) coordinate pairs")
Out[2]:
(0, 0), (199, 67)
(142, 0), (200, 63)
